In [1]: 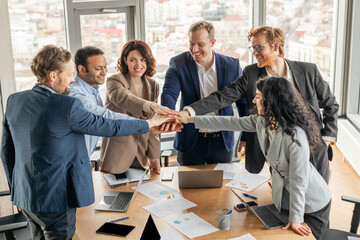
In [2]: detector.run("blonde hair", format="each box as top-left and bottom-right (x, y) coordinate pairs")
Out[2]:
(31, 45), (72, 84)
(188, 21), (215, 40)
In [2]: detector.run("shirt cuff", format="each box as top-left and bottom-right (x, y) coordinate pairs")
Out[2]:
(322, 136), (336, 142)
(143, 101), (153, 113)
(183, 106), (196, 117)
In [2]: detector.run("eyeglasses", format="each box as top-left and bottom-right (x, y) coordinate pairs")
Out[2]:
(248, 42), (269, 53)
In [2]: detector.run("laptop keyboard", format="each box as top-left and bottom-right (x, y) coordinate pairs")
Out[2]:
(110, 192), (134, 210)
(253, 205), (285, 229)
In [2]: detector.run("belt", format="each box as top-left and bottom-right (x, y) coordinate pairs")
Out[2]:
(199, 132), (222, 138)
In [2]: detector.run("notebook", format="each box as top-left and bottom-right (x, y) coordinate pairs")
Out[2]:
(178, 170), (223, 189)
(231, 188), (288, 229)
(95, 169), (149, 212)
(104, 168), (150, 188)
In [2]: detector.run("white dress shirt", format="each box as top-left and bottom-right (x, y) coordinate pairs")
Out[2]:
(195, 55), (219, 133)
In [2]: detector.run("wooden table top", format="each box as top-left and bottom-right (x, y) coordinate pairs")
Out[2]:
(74, 163), (315, 240)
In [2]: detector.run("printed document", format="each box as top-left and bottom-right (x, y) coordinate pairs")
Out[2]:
(165, 212), (218, 239)
(133, 180), (179, 200)
(143, 196), (196, 218)
(214, 163), (244, 179)
(226, 172), (269, 192)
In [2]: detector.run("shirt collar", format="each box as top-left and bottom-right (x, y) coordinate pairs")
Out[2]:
(195, 51), (217, 74)
(37, 83), (58, 94)
(265, 59), (291, 79)
(74, 75), (99, 95)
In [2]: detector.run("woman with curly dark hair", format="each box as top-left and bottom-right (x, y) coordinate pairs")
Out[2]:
(177, 77), (331, 239)
(100, 40), (173, 175)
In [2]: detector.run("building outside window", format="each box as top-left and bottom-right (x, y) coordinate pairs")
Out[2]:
(8, 0), (66, 92)
(266, 0), (335, 88)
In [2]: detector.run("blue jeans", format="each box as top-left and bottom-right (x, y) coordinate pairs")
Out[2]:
(22, 208), (76, 240)
(177, 132), (233, 165)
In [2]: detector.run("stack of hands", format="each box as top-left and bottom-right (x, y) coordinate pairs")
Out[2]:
(147, 105), (194, 134)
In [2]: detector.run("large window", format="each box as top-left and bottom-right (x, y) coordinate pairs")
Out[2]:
(8, 0), (66, 92)
(144, 0), (250, 90)
(266, 0), (335, 87)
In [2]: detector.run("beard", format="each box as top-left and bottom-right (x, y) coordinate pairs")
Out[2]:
(62, 87), (70, 95)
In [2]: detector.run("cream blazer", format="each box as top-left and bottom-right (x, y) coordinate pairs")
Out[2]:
(100, 72), (160, 174)
(194, 114), (331, 223)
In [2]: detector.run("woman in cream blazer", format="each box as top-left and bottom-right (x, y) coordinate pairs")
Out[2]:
(100, 40), (172, 174)
(178, 77), (331, 240)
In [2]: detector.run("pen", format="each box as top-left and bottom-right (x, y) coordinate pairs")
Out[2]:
(243, 193), (257, 200)
(109, 216), (129, 223)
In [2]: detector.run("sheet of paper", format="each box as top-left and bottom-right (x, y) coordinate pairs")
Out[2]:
(226, 172), (269, 192)
(159, 228), (184, 240)
(348, 236), (360, 240)
(229, 233), (257, 240)
(214, 163), (244, 179)
(133, 181), (179, 200)
(143, 196), (196, 218)
(165, 212), (218, 239)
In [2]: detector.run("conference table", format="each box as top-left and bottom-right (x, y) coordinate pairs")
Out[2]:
(74, 163), (315, 239)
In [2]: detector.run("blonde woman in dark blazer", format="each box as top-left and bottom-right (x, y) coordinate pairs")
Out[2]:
(177, 77), (331, 240)
(100, 40), (173, 174)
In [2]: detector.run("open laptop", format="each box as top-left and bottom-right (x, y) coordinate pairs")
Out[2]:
(178, 170), (223, 189)
(95, 168), (149, 212)
(231, 188), (288, 229)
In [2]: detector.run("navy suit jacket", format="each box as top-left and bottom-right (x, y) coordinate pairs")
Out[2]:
(161, 52), (246, 152)
(1, 85), (149, 212)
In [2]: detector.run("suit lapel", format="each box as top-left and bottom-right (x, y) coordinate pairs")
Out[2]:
(265, 127), (283, 165)
(187, 54), (201, 99)
(286, 59), (306, 97)
(215, 53), (225, 90)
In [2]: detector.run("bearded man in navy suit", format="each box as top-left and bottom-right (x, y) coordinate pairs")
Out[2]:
(1, 45), (170, 239)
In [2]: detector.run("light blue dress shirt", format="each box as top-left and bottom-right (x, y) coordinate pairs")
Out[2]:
(70, 75), (135, 156)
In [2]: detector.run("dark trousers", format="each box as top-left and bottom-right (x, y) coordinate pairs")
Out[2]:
(22, 208), (76, 240)
(177, 132), (233, 165)
(304, 201), (331, 240)
(311, 142), (331, 183)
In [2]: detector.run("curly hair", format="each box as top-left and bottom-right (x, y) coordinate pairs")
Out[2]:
(31, 45), (72, 84)
(248, 26), (285, 58)
(256, 77), (322, 151)
(117, 40), (156, 77)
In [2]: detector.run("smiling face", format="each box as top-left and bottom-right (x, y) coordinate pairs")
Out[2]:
(251, 34), (278, 68)
(189, 28), (215, 67)
(252, 89), (265, 115)
(124, 50), (147, 80)
(80, 54), (107, 86)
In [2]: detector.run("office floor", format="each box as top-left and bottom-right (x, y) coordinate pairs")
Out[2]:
(0, 145), (359, 233)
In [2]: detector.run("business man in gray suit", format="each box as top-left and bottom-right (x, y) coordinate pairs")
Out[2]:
(179, 26), (338, 183)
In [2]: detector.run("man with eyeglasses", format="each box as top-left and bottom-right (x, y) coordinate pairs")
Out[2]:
(177, 26), (339, 183)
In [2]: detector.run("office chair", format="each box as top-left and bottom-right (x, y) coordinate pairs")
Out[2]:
(0, 190), (30, 240)
(322, 195), (360, 240)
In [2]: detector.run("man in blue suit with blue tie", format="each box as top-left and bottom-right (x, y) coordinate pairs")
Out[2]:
(161, 21), (247, 165)
(1, 45), (170, 239)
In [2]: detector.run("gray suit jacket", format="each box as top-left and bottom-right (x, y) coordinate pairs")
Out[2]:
(190, 59), (339, 177)
(194, 115), (331, 223)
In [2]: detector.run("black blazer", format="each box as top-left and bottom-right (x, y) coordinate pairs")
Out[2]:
(190, 59), (339, 173)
